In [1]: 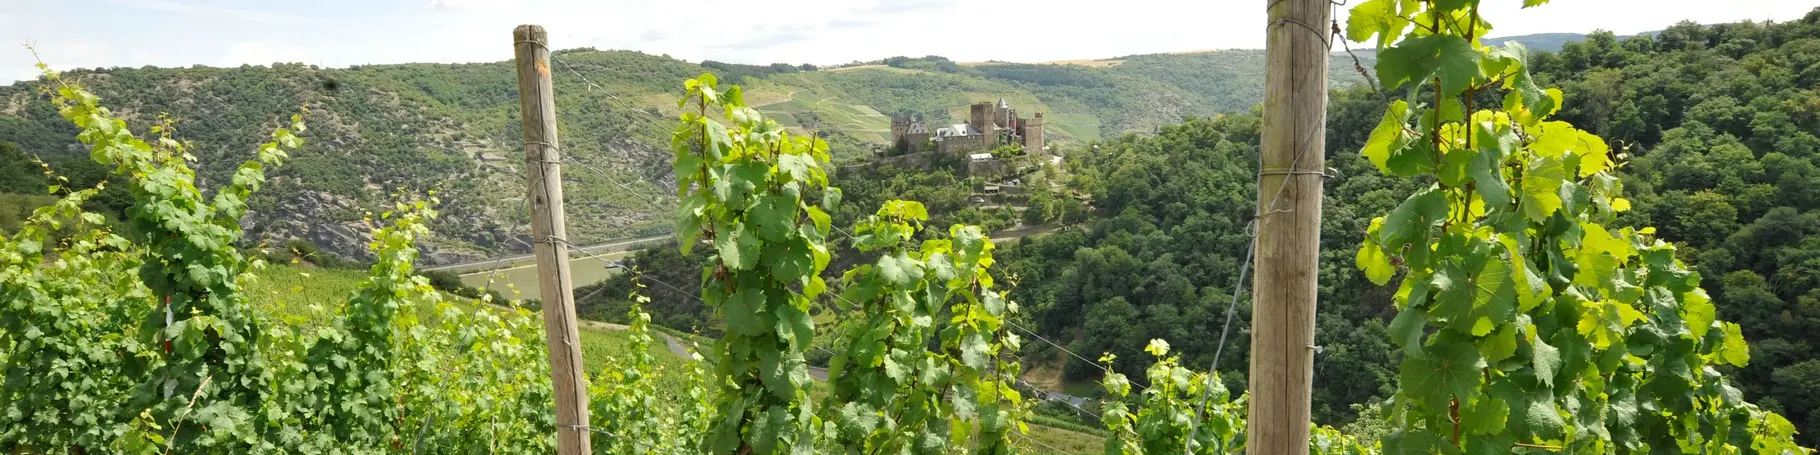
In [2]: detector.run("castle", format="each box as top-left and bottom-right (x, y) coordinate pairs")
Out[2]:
(890, 98), (1044, 156)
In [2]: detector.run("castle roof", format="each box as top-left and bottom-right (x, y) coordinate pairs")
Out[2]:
(997, 98), (1009, 109)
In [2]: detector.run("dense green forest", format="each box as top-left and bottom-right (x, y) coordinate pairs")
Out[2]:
(576, 11), (1820, 442)
(1005, 11), (1820, 441)
(1535, 20), (1820, 441)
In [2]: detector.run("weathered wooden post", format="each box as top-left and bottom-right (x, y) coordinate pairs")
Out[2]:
(512, 24), (591, 455)
(1250, 0), (1330, 453)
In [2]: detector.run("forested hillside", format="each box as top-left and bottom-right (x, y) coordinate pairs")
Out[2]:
(0, 49), (1366, 264)
(1538, 20), (1820, 440)
(1006, 11), (1820, 441)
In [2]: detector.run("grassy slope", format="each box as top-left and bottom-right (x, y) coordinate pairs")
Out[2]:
(247, 264), (1098, 454)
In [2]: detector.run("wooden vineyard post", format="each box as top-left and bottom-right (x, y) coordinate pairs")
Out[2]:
(1250, 0), (1329, 453)
(513, 24), (591, 454)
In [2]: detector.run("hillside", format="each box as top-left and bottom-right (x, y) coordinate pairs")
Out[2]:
(0, 49), (1368, 264)
(574, 11), (1820, 441)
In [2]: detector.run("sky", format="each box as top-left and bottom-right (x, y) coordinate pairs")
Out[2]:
(3, 0), (1816, 84)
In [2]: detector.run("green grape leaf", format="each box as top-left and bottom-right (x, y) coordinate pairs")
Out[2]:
(983, 291), (1007, 316)
(1577, 299), (1643, 350)
(776, 304), (813, 349)
(1345, 0), (1410, 45)
(1400, 341), (1486, 407)
(1489, 43), (1559, 123)
(725, 288), (768, 336)
(1575, 223), (1632, 284)
(1384, 428), (1464, 455)
(1573, 129), (1611, 177)
(805, 206), (831, 237)
(960, 333), (989, 370)
(1527, 121), (1579, 159)
(1551, 328), (1593, 385)
(1357, 236), (1397, 286)
(701, 118), (733, 160)
(751, 405), (787, 454)
(1530, 331), (1561, 388)
(1524, 392), (1565, 440)
(822, 187), (843, 211)
(1439, 147), (1475, 188)
(672, 150), (703, 184)
(1461, 396), (1510, 435)
(1433, 0), (1476, 11)
(1383, 187), (1448, 250)
(718, 161), (768, 207)
(1468, 259), (1517, 336)
(778, 153), (817, 184)
(1717, 322), (1750, 367)
(1498, 236), (1549, 311)
(1362, 100), (1417, 174)
(717, 221), (761, 270)
(1471, 121), (1516, 211)
(1377, 34), (1482, 94)
(1683, 289), (1715, 339)
(1481, 323), (1518, 363)
(1430, 260), (1477, 333)
(1520, 156), (1565, 222)
(1389, 304), (1430, 358)
(750, 195), (799, 242)
(876, 253), (922, 287)
(1463, 433), (1517, 455)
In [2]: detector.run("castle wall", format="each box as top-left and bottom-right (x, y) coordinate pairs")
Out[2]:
(905, 132), (933, 153)
(968, 157), (1007, 177)
(938, 134), (989, 155)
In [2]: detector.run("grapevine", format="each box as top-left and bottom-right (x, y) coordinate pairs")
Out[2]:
(30, 62), (309, 450)
(1096, 339), (1372, 455)
(4, 65), (562, 454)
(824, 200), (954, 454)
(823, 200), (1030, 454)
(1348, 0), (1810, 453)
(671, 73), (837, 454)
(0, 183), (149, 450)
(589, 274), (715, 454)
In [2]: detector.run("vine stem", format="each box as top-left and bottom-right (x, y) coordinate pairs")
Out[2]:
(162, 375), (213, 455)
(1449, 397), (1461, 447)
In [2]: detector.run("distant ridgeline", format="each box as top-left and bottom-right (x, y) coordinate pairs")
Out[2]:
(0, 44), (1388, 264)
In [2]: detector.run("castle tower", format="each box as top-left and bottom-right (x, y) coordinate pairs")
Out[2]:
(891, 116), (911, 152)
(969, 102), (990, 136)
(1024, 112), (1046, 154)
(891, 116), (910, 141)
